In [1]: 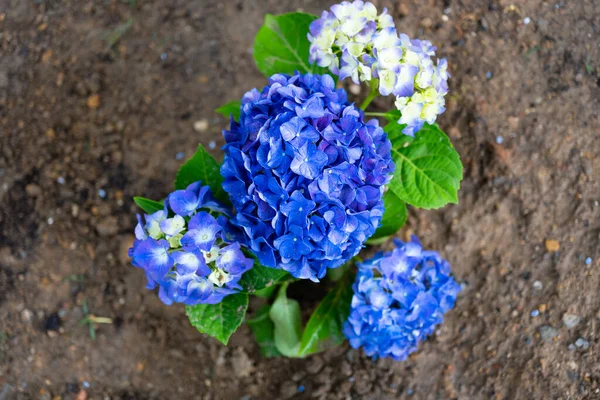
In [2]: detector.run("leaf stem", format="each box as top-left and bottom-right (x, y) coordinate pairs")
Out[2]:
(364, 112), (389, 118)
(360, 80), (379, 111)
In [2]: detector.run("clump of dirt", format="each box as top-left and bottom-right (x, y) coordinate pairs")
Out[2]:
(0, 1), (598, 399)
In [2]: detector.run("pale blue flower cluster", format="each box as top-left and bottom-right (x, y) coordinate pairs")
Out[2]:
(308, 0), (449, 136)
(129, 182), (253, 305)
(344, 236), (461, 360)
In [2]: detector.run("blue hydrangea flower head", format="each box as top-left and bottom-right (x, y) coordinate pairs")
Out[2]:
(308, 1), (450, 136)
(221, 72), (394, 282)
(129, 181), (254, 305)
(343, 236), (461, 361)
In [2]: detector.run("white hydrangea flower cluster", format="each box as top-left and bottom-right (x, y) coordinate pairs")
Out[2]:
(308, 0), (449, 136)
(308, 1), (393, 83)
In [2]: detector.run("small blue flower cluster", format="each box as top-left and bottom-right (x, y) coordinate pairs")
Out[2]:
(221, 73), (394, 282)
(129, 182), (253, 305)
(308, 0), (449, 136)
(344, 236), (461, 360)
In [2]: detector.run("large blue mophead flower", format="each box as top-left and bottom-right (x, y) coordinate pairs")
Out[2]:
(343, 236), (461, 361)
(221, 73), (394, 281)
(129, 182), (253, 305)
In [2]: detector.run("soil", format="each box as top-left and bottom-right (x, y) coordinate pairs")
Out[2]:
(0, 0), (599, 399)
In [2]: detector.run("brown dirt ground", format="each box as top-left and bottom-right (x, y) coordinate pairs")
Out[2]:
(1, 0), (599, 399)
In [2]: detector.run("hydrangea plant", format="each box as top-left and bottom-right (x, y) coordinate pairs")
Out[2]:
(131, 1), (463, 361)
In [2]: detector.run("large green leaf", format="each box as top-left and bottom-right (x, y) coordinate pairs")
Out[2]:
(253, 12), (328, 77)
(386, 122), (462, 209)
(238, 261), (290, 294)
(297, 270), (354, 357)
(185, 293), (248, 345)
(246, 305), (281, 358)
(175, 144), (228, 204)
(370, 191), (407, 240)
(269, 284), (302, 357)
(133, 196), (163, 214)
(215, 100), (241, 122)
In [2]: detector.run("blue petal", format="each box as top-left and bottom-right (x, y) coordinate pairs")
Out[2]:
(168, 189), (199, 216)
(132, 238), (174, 281)
(216, 243), (253, 275)
(172, 251), (211, 276)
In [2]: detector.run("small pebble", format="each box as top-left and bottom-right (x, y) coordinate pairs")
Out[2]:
(57, 176), (65, 184)
(575, 338), (590, 349)
(176, 152), (184, 160)
(495, 136), (504, 144)
(194, 119), (209, 132)
(545, 239), (560, 252)
(531, 310), (539, 317)
(539, 325), (558, 341)
(21, 309), (33, 322)
(209, 140), (216, 150)
(524, 17), (531, 25)
(26, 184), (42, 197)
(407, 389), (414, 395)
(563, 314), (581, 329)
(160, 53), (167, 61)
(568, 343), (576, 351)
(585, 257), (592, 265)
(47, 217), (54, 225)
(44, 313), (61, 332)
(533, 280), (543, 290)
(98, 189), (106, 199)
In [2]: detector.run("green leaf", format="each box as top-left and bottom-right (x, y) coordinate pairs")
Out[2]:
(133, 196), (163, 214)
(175, 144), (229, 204)
(238, 261), (290, 294)
(185, 293), (248, 345)
(269, 283), (302, 357)
(386, 122), (462, 209)
(247, 305), (281, 358)
(297, 270), (354, 357)
(253, 12), (329, 77)
(215, 100), (241, 122)
(370, 191), (407, 240)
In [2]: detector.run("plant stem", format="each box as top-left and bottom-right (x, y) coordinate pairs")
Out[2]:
(360, 79), (379, 111)
(364, 112), (389, 118)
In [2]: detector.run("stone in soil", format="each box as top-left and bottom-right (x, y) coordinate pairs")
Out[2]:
(562, 314), (581, 329)
(279, 381), (298, 400)
(231, 347), (254, 378)
(539, 325), (558, 342)
(95, 216), (119, 237)
(44, 312), (61, 332)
